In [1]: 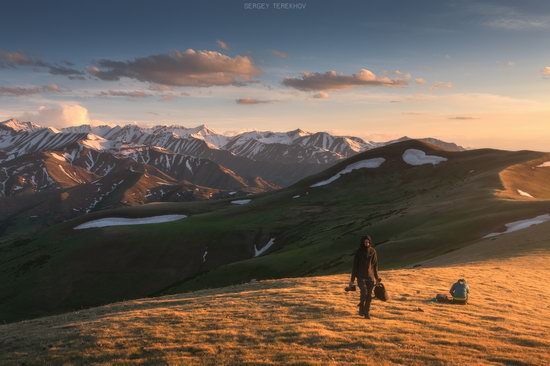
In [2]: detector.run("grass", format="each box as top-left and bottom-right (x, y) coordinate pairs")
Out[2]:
(1, 220), (549, 365)
(2, 140), (550, 323)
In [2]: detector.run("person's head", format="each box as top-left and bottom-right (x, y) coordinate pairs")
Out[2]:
(360, 235), (373, 248)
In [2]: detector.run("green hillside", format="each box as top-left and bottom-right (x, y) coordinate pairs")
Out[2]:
(1, 140), (549, 323)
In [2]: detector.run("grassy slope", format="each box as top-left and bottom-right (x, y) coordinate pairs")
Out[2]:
(1, 220), (549, 365)
(1, 140), (550, 323)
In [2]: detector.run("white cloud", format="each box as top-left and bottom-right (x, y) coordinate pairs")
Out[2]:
(217, 40), (230, 50)
(283, 68), (408, 91)
(543, 67), (550, 77)
(18, 103), (101, 128)
(431, 81), (453, 90)
(415, 78), (426, 85)
(270, 49), (288, 58)
(312, 91), (329, 99)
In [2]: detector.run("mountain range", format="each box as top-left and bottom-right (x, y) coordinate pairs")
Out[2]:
(1, 138), (548, 323)
(0, 118), (465, 235)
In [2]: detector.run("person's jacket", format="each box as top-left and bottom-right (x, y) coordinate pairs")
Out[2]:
(350, 246), (379, 283)
(450, 280), (469, 300)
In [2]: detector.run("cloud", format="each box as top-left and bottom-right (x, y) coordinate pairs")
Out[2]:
(236, 98), (273, 105)
(0, 84), (61, 96)
(0, 51), (39, 68)
(431, 81), (453, 90)
(148, 84), (173, 92)
(0, 51), (84, 77)
(486, 16), (550, 30)
(312, 91), (329, 99)
(415, 78), (426, 85)
(543, 67), (550, 77)
(469, 3), (550, 30)
(97, 90), (150, 98)
(88, 49), (260, 87)
(217, 40), (230, 50)
(282, 69), (407, 91)
(271, 49), (288, 58)
(18, 103), (96, 128)
(47, 64), (84, 77)
(448, 116), (478, 120)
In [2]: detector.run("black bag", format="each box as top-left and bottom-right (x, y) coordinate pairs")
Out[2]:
(436, 294), (451, 303)
(374, 283), (388, 301)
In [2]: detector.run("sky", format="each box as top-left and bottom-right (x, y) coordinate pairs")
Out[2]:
(1, 0), (549, 150)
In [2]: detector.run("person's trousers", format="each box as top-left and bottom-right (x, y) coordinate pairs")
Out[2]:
(358, 278), (375, 314)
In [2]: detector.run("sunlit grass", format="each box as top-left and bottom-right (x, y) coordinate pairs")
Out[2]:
(1, 225), (549, 365)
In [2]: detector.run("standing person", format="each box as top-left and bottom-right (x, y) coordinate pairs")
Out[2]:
(349, 235), (381, 319)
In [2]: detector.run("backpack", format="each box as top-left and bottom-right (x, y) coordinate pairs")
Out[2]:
(374, 283), (389, 301)
(436, 294), (451, 303)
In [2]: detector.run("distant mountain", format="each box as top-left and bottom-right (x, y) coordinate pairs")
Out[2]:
(385, 136), (465, 152)
(0, 118), (466, 228)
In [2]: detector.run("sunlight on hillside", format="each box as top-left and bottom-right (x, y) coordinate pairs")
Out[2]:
(2, 225), (549, 365)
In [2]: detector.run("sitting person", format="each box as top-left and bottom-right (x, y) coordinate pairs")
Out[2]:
(450, 278), (469, 304)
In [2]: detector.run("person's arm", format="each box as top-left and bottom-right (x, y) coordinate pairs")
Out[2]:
(450, 283), (456, 296)
(350, 251), (358, 284)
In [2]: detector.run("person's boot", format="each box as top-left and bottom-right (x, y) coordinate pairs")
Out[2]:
(364, 313), (371, 319)
(358, 302), (365, 316)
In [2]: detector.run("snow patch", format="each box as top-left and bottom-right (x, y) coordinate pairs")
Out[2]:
(402, 149), (447, 166)
(50, 152), (66, 162)
(536, 161), (550, 168)
(80, 133), (115, 151)
(293, 195), (301, 199)
(231, 199), (251, 205)
(74, 214), (187, 229)
(311, 158), (385, 187)
(484, 214), (550, 238)
(254, 238), (275, 257)
(517, 189), (534, 198)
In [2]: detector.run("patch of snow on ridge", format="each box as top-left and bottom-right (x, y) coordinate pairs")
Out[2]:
(402, 149), (447, 166)
(484, 214), (550, 238)
(310, 158), (385, 187)
(74, 214), (187, 229)
(517, 190), (534, 198)
(537, 161), (550, 168)
(80, 134), (115, 151)
(254, 238), (275, 257)
(231, 199), (251, 205)
(50, 152), (66, 162)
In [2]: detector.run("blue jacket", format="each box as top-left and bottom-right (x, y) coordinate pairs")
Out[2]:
(450, 280), (469, 300)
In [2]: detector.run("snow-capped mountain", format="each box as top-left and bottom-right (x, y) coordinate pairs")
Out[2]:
(0, 118), (41, 132)
(0, 117), (468, 235)
(0, 118), (464, 223)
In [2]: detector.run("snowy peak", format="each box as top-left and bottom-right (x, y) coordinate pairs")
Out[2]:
(62, 125), (92, 134)
(79, 133), (118, 151)
(228, 129), (310, 147)
(0, 118), (41, 132)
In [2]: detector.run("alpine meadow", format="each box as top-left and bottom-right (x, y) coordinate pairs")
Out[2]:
(1, 1), (550, 365)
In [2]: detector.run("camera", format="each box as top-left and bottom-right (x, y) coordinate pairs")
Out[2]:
(345, 284), (356, 292)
